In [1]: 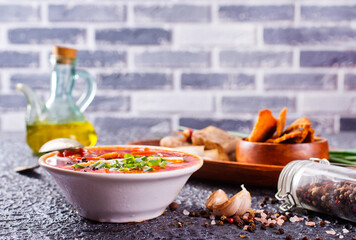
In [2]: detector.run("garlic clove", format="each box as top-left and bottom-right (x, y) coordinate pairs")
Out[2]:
(206, 189), (228, 211)
(212, 185), (251, 217)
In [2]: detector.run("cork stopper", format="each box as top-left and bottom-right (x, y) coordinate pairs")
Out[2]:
(52, 46), (77, 59)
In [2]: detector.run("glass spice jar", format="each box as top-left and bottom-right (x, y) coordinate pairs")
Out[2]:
(275, 158), (356, 222)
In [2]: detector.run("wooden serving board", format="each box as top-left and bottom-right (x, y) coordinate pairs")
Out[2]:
(127, 139), (283, 188)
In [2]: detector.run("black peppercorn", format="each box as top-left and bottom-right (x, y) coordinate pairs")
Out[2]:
(189, 211), (196, 217)
(260, 224), (267, 230)
(285, 234), (292, 240)
(169, 202), (178, 211)
(276, 228), (284, 234)
(319, 221), (326, 227)
(247, 225), (255, 233)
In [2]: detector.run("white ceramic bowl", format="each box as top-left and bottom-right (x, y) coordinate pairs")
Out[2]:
(39, 145), (203, 223)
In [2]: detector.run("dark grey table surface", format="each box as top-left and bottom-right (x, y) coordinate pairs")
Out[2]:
(1, 132), (355, 240)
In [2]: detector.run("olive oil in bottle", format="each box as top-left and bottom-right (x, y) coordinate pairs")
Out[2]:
(26, 121), (97, 154)
(17, 46), (98, 154)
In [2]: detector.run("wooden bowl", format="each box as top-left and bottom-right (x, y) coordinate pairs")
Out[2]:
(236, 138), (329, 166)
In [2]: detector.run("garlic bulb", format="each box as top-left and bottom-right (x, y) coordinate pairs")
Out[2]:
(206, 189), (228, 211)
(206, 185), (251, 217)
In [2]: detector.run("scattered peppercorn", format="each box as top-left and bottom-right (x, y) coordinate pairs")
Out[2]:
(301, 236), (309, 240)
(204, 222), (209, 227)
(271, 198), (279, 204)
(276, 228), (284, 234)
(232, 215), (244, 228)
(195, 212), (200, 217)
(177, 222), (183, 228)
(285, 234), (292, 240)
(217, 220), (224, 226)
(280, 216), (288, 221)
(261, 224), (267, 230)
(233, 215), (241, 222)
(260, 201), (266, 207)
(200, 210), (209, 218)
(255, 212), (261, 218)
(264, 196), (270, 201)
(169, 202), (178, 211)
(269, 223), (276, 228)
(81, 157), (87, 162)
(315, 237), (323, 240)
(189, 211), (196, 217)
(236, 219), (244, 228)
(319, 221), (326, 227)
(247, 225), (255, 233)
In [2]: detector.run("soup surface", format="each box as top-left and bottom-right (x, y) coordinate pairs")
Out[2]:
(44, 146), (201, 174)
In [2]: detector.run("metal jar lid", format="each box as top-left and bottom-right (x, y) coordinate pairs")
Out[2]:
(275, 158), (330, 211)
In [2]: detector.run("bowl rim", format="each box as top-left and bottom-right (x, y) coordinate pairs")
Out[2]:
(237, 137), (328, 145)
(39, 145), (204, 180)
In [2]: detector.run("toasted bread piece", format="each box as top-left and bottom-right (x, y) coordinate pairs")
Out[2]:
(293, 126), (310, 143)
(174, 145), (205, 156)
(274, 107), (288, 138)
(191, 126), (238, 154)
(160, 136), (191, 148)
(284, 116), (311, 134)
(248, 109), (277, 142)
(272, 128), (303, 143)
(303, 128), (315, 143)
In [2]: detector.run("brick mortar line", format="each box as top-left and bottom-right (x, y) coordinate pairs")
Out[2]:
(293, 48), (300, 70)
(337, 70), (345, 93)
(173, 70), (181, 92)
(0, 28), (8, 49)
(41, 2), (48, 25)
(2, 22), (355, 29)
(40, 50), (49, 71)
(0, 0), (354, 5)
(1, 71), (10, 93)
(294, 1), (301, 26)
(86, 26), (96, 49)
(211, 48), (219, 70)
(214, 93), (223, 117)
(211, 1), (218, 25)
(299, 0), (356, 6)
(256, 70), (263, 93)
(126, 2), (135, 27)
(256, 24), (263, 48)
(296, 92), (303, 115)
(3, 68), (354, 75)
(334, 115), (340, 133)
(126, 49), (135, 71)
(171, 114), (179, 131)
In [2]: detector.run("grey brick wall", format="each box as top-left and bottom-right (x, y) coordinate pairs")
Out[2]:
(0, 1), (355, 145)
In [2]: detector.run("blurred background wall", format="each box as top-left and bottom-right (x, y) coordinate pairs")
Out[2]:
(0, 0), (355, 146)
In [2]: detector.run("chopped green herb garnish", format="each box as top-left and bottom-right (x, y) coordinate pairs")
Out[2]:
(71, 154), (175, 172)
(73, 163), (85, 169)
(97, 162), (108, 168)
(90, 161), (101, 167)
